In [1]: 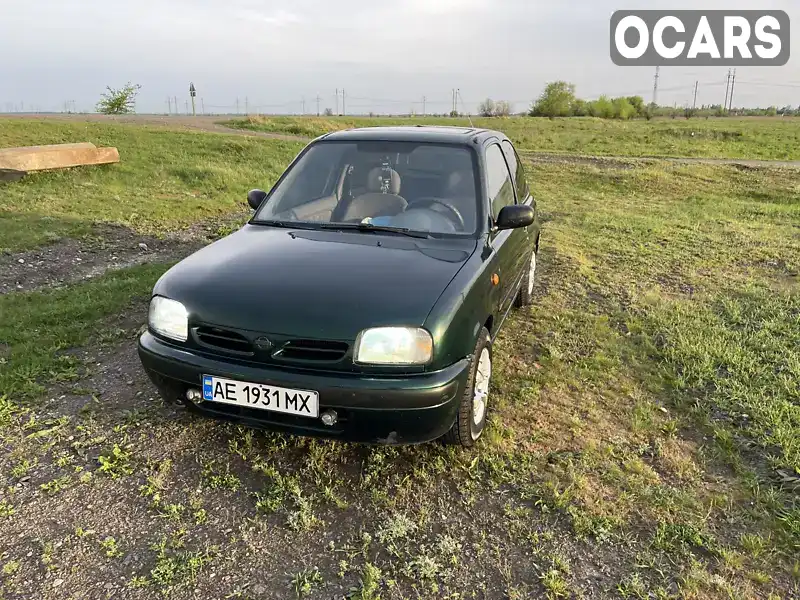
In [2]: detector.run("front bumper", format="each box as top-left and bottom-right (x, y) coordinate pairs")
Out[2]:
(137, 332), (470, 444)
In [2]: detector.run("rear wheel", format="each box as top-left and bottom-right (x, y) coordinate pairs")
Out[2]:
(443, 327), (492, 447)
(514, 248), (537, 308)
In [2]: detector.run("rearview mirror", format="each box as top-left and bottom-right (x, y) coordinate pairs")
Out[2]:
(496, 205), (534, 230)
(247, 189), (268, 210)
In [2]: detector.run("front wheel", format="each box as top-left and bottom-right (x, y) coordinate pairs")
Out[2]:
(443, 327), (492, 447)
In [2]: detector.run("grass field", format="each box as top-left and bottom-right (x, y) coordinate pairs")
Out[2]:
(0, 120), (302, 252)
(0, 118), (798, 599)
(227, 115), (800, 161)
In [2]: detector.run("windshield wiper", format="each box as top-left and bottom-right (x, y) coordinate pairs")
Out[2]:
(318, 222), (431, 239)
(251, 220), (320, 230)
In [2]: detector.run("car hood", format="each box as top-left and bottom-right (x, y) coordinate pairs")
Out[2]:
(155, 224), (477, 340)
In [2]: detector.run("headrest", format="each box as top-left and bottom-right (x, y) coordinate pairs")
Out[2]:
(367, 167), (401, 195)
(447, 171), (474, 195)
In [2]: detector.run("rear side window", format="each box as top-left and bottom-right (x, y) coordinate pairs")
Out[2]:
(485, 144), (516, 221)
(502, 140), (529, 200)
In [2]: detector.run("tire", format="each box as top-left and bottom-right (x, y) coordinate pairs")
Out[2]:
(443, 327), (492, 447)
(514, 247), (537, 308)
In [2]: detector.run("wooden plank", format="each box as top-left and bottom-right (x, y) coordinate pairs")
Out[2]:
(0, 147), (119, 172)
(0, 142), (96, 156)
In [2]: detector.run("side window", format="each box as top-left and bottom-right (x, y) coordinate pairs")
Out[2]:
(485, 144), (516, 222)
(502, 140), (529, 200)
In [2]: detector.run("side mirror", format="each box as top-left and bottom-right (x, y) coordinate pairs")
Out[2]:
(247, 189), (268, 210)
(496, 205), (534, 230)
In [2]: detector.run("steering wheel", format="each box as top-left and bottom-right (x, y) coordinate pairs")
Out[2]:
(405, 197), (466, 231)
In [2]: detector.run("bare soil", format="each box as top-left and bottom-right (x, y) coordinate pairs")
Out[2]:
(0, 225), (204, 295)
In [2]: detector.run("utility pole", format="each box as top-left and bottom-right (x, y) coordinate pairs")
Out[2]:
(245, 97), (249, 115)
(452, 89), (456, 114)
(728, 69), (737, 112)
(201, 98), (205, 115)
(185, 100), (189, 115)
(342, 89), (346, 115)
(316, 94), (320, 116)
(335, 89), (339, 115)
(167, 97), (171, 114)
(724, 69), (731, 112)
(422, 95), (426, 116)
(652, 66), (660, 106)
(189, 83), (197, 116)
(235, 97), (239, 114)
(693, 81), (699, 109)
(173, 97), (178, 115)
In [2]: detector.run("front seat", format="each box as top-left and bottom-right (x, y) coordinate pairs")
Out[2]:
(445, 170), (477, 232)
(335, 167), (407, 222)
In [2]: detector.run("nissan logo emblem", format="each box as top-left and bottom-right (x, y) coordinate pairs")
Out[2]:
(254, 336), (273, 351)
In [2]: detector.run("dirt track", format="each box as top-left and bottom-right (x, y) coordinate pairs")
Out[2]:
(3, 113), (800, 169)
(0, 113), (305, 142)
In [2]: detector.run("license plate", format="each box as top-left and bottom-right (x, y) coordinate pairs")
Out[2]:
(202, 375), (319, 418)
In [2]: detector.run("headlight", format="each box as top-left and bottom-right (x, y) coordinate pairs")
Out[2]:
(148, 296), (188, 342)
(354, 327), (433, 365)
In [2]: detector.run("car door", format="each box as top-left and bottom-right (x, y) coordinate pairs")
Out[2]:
(484, 142), (526, 323)
(502, 139), (537, 277)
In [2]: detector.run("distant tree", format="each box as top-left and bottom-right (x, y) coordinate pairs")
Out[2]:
(324, 108), (334, 116)
(96, 82), (141, 115)
(494, 100), (513, 117)
(626, 96), (645, 116)
(684, 107), (698, 119)
(531, 81), (576, 118)
(611, 97), (636, 119)
(571, 99), (588, 116)
(449, 109), (459, 118)
(588, 96), (614, 119)
(766, 106), (778, 116)
(478, 98), (496, 117)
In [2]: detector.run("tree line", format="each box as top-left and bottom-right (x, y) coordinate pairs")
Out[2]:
(478, 81), (800, 120)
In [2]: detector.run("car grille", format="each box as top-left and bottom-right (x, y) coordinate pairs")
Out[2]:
(273, 339), (349, 363)
(194, 326), (253, 355)
(191, 326), (349, 365)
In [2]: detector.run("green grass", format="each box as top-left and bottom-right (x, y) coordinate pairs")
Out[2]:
(530, 162), (800, 475)
(0, 119), (303, 251)
(0, 262), (168, 400)
(226, 115), (800, 160)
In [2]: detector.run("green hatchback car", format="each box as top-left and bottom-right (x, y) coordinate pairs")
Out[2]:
(138, 126), (540, 447)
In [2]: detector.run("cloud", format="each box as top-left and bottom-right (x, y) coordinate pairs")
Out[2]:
(0, 0), (797, 113)
(233, 8), (301, 26)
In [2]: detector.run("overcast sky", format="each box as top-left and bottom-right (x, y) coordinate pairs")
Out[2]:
(1, 0), (797, 114)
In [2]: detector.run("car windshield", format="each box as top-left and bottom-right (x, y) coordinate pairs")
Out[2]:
(253, 141), (480, 235)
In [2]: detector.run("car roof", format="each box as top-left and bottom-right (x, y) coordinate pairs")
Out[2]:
(318, 125), (505, 145)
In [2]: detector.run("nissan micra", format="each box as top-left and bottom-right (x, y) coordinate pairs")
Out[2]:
(138, 126), (540, 447)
